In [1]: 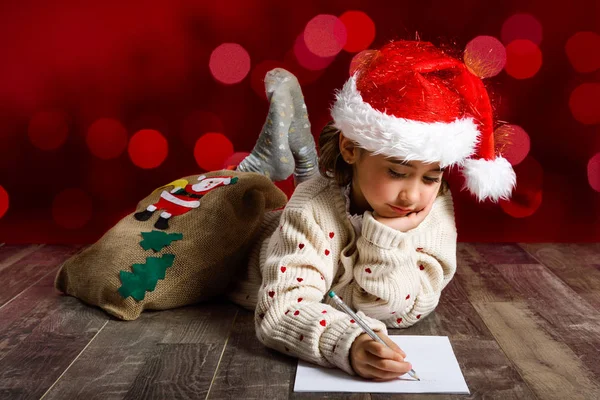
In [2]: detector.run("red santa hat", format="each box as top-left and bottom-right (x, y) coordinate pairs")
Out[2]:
(331, 40), (516, 202)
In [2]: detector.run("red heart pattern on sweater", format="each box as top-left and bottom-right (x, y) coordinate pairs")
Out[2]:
(297, 277), (303, 282)
(298, 298), (303, 302)
(406, 294), (410, 300)
(294, 310), (300, 316)
(281, 266), (286, 273)
(259, 313), (265, 319)
(350, 319), (355, 323)
(319, 320), (326, 326)
(419, 265), (424, 270)
(269, 291), (275, 298)
(329, 232), (335, 238)
(397, 318), (402, 324)
(417, 314), (421, 319)
(416, 247), (423, 251)
(324, 249), (330, 256)
(365, 268), (372, 273)
(299, 243), (305, 249)
(322, 310), (327, 314)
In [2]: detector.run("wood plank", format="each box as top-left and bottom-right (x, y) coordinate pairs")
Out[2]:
(472, 301), (600, 400)
(42, 301), (239, 400)
(210, 279), (533, 399)
(471, 243), (537, 264)
(453, 243), (525, 303)
(493, 262), (600, 381)
(207, 308), (369, 400)
(396, 279), (495, 341)
(0, 273), (109, 400)
(373, 279), (535, 400)
(519, 243), (600, 309)
(471, 243), (536, 264)
(0, 244), (83, 308)
(0, 244), (43, 272)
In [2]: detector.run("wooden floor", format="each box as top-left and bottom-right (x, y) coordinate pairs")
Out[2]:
(1, 243), (599, 400)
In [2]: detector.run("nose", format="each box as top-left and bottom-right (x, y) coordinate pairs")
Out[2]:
(398, 180), (420, 205)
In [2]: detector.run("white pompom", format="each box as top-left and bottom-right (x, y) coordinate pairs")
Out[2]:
(461, 157), (516, 202)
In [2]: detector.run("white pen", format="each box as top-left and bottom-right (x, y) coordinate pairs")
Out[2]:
(328, 290), (420, 381)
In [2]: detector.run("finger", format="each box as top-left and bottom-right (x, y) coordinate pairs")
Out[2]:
(366, 356), (413, 374)
(378, 334), (406, 359)
(358, 363), (406, 381)
(363, 341), (400, 360)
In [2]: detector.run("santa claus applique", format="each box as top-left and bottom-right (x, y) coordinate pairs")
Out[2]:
(134, 175), (239, 230)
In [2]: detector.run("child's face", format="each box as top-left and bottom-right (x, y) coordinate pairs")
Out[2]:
(350, 151), (444, 218)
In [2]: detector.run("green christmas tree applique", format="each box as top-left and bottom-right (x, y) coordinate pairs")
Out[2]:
(140, 230), (183, 252)
(118, 254), (175, 301)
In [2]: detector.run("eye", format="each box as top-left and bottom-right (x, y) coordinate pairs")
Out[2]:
(387, 169), (407, 179)
(424, 176), (441, 184)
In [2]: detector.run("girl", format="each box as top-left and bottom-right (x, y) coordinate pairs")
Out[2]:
(227, 40), (516, 380)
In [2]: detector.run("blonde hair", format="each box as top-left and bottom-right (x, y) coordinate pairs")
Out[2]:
(317, 120), (450, 196)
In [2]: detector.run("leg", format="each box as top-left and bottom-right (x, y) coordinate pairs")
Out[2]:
(154, 211), (171, 230)
(269, 69), (319, 186)
(134, 204), (157, 221)
(235, 74), (295, 181)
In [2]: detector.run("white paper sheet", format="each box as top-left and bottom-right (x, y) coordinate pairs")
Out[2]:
(294, 335), (469, 394)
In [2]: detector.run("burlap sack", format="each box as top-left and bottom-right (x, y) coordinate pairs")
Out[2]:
(55, 170), (287, 320)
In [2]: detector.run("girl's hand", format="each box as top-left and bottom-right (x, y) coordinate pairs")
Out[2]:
(373, 194), (437, 232)
(350, 331), (413, 381)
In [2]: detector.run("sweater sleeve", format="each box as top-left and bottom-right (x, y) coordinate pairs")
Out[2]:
(255, 206), (387, 375)
(351, 193), (457, 327)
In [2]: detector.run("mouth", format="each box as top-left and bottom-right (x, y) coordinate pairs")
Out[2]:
(389, 204), (414, 214)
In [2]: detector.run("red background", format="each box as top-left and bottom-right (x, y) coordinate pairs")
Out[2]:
(0, 0), (599, 243)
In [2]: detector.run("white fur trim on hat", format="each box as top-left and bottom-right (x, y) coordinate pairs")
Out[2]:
(331, 75), (480, 168)
(461, 156), (516, 202)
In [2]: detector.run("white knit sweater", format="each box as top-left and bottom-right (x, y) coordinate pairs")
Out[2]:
(227, 174), (457, 375)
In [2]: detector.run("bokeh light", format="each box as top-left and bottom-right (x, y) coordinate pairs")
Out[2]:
(28, 110), (69, 151)
(224, 152), (250, 169)
(0, 185), (8, 219)
(464, 36), (507, 78)
(349, 50), (378, 76)
(303, 14), (347, 58)
(283, 49), (327, 84)
(293, 34), (336, 71)
(588, 153), (600, 192)
(500, 156), (543, 218)
(251, 60), (287, 100)
(194, 133), (234, 171)
(501, 13), (543, 46)
(569, 83), (600, 125)
(339, 11), (376, 53)
(504, 39), (543, 79)
(495, 124), (530, 166)
(181, 110), (224, 148)
(566, 31), (600, 73)
(86, 118), (128, 160)
(209, 43), (251, 85)
(52, 188), (93, 229)
(128, 129), (169, 169)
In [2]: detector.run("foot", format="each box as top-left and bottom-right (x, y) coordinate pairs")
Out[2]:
(134, 210), (154, 221)
(236, 71), (295, 181)
(154, 217), (170, 230)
